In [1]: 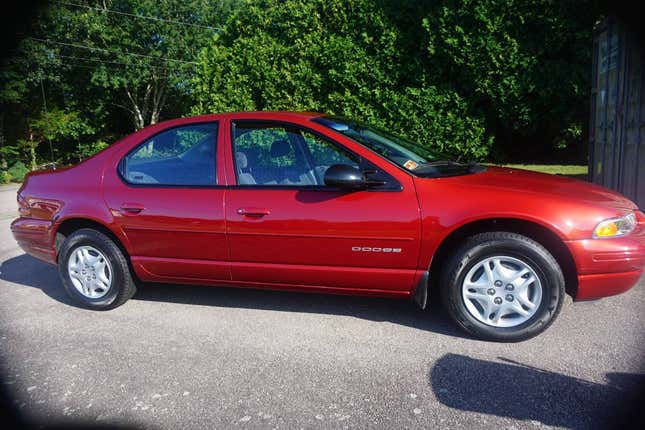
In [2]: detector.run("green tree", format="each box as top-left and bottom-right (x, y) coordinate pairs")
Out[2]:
(0, 66), (30, 169)
(29, 0), (235, 130)
(1, 0), (238, 171)
(18, 108), (94, 168)
(194, 0), (598, 161)
(1, 0), (602, 166)
(421, 0), (596, 159)
(193, 0), (491, 159)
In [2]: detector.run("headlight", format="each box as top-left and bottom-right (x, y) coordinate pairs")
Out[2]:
(593, 213), (636, 238)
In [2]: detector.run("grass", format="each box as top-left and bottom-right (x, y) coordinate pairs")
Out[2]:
(487, 164), (588, 179)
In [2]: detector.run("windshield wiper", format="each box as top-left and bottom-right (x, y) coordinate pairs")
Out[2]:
(418, 159), (466, 167)
(413, 159), (485, 177)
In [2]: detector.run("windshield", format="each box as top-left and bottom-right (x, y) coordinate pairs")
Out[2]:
(312, 116), (484, 178)
(312, 116), (442, 171)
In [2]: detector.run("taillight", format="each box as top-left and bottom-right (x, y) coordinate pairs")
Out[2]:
(17, 192), (31, 217)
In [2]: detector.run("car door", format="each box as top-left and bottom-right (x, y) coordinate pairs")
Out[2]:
(102, 120), (230, 283)
(224, 118), (422, 293)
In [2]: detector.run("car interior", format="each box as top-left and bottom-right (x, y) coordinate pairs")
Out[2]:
(121, 122), (396, 189)
(233, 125), (356, 186)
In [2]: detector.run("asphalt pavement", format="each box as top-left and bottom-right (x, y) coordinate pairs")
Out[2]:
(0, 183), (643, 429)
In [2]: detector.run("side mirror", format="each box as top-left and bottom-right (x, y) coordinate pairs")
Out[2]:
(324, 164), (366, 190)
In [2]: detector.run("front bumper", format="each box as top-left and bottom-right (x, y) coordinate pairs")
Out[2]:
(10, 217), (57, 264)
(566, 213), (645, 300)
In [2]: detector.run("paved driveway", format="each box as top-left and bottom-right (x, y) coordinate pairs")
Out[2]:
(0, 183), (643, 429)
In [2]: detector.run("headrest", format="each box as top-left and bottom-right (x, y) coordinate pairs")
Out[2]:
(244, 146), (259, 159)
(270, 139), (290, 158)
(235, 151), (248, 169)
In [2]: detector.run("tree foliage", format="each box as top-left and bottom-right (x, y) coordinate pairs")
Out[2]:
(62, 0), (233, 130)
(193, 0), (491, 159)
(6, 161), (29, 182)
(1, 0), (601, 178)
(0, 0), (235, 172)
(194, 0), (598, 161)
(20, 108), (95, 167)
(422, 0), (594, 159)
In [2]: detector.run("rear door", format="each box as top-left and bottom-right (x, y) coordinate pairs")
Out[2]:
(224, 118), (422, 293)
(103, 120), (230, 284)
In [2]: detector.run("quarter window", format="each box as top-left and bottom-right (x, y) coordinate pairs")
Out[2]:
(121, 122), (218, 186)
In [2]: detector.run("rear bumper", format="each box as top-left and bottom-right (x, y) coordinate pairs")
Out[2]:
(566, 221), (645, 300)
(10, 217), (57, 264)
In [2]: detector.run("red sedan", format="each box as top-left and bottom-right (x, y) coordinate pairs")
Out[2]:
(11, 112), (645, 341)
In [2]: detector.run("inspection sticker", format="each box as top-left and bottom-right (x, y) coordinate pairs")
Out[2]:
(403, 160), (419, 170)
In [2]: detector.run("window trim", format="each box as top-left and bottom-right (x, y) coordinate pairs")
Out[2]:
(230, 120), (402, 192)
(117, 121), (222, 189)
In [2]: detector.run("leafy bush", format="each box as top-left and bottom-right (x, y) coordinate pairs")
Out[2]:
(421, 0), (594, 159)
(193, 0), (595, 161)
(193, 0), (491, 160)
(75, 140), (109, 161)
(7, 161), (29, 182)
(0, 170), (11, 184)
(380, 86), (493, 159)
(0, 144), (20, 169)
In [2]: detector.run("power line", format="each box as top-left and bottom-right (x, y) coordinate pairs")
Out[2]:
(56, 54), (170, 70)
(57, 62), (170, 78)
(8, 54), (171, 75)
(56, 1), (223, 32)
(29, 37), (198, 65)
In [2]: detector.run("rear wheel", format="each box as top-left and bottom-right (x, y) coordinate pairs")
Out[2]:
(58, 228), (136, 310)
(441, 232), (564, 342)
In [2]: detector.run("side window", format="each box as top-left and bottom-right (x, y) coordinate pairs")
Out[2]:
(232, 121), (398, 190)
(233, 122), (360, 187)
(300, 131), (359, 183)
(122, 122), (218, 186)
(234, 127), (296, 170)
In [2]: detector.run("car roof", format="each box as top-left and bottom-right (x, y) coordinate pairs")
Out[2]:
(223, 111), (326, 121)
(128, 111), (328, 142)
(181, 111), (326, 122)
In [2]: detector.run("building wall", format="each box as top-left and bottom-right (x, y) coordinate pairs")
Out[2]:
(589, 17), (645, 210)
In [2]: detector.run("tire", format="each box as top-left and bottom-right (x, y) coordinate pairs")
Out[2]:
(57, 228), (137, 310)
(441, 231), (564, 342)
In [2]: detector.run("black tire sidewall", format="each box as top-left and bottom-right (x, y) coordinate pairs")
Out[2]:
(443, 233), (564, 342)
(57, 229), (129, 309)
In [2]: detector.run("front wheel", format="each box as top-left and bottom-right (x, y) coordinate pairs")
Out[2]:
(441, 232), (565, 342)
(57, 228), (137, 310)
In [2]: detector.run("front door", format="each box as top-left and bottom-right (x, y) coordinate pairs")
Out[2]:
(225, 120), (421, 292)
(103, 121), (230, 283)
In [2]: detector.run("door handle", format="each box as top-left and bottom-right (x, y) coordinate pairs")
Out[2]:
(120, 203), (145, 214)
(237, 207), (270, 217)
